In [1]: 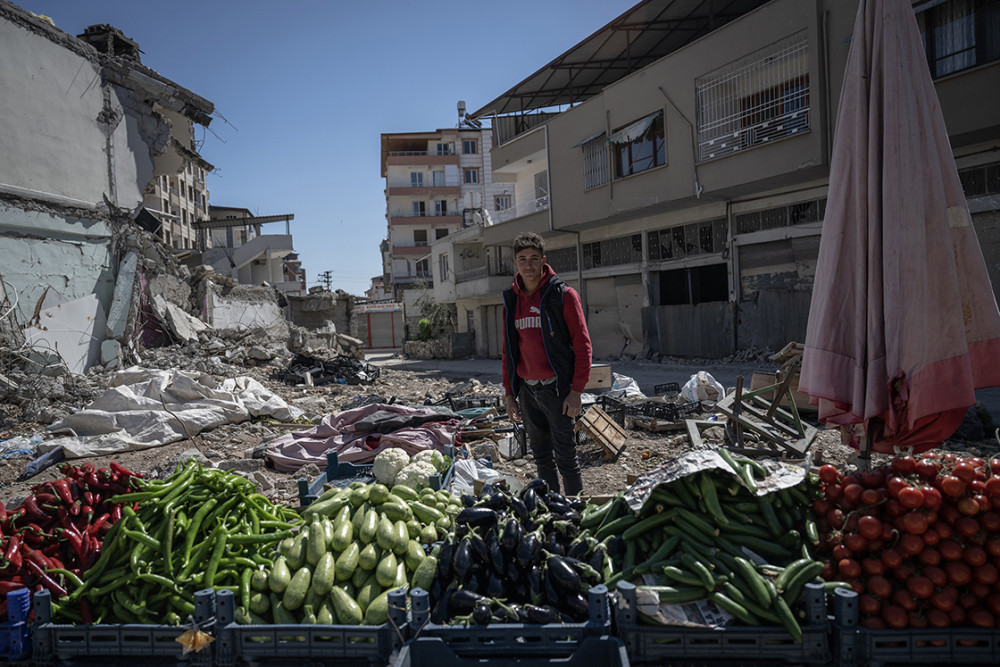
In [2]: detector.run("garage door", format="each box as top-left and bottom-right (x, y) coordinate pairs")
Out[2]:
(368, 312), (402, 348)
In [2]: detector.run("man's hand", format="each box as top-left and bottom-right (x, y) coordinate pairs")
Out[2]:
(562, 390), (582, 418)
(505, 395), (521, 422)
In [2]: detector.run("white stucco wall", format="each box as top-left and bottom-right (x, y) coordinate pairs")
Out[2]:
(0, 20), (109, 205)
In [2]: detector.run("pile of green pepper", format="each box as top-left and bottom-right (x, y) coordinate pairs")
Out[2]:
(55, 458), (301, 625)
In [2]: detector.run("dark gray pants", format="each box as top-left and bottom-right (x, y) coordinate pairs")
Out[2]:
(518, 382), (583, 496)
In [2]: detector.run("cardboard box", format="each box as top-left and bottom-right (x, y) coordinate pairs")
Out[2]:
(585, 363), (612, 390)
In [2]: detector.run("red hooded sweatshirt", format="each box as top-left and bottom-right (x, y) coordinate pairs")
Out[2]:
(502, 264), (592, 397)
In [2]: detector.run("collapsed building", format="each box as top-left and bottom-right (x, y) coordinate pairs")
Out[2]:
(0, 3), (361, 420)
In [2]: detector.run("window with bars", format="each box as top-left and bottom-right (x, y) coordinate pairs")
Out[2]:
(647, 218), (727, 261)
(582, 234), (642, 269)
(735, 198), (826, 235)
(582, 135), (609, 190)
(546, 247), (578, 274)
(696, 33), (810, 162)
(916, 0), (1000, 78)
(958, 161), (1000, 196)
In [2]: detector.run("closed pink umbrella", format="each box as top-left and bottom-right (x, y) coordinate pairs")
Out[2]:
(799, 0), (1000, 455)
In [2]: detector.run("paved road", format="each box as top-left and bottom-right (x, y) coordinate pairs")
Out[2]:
(366, 351), (1000, 428)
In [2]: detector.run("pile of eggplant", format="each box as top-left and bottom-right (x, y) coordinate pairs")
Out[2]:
(425, 479), (608, 625)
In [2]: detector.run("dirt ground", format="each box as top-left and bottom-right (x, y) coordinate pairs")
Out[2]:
(1, 347), (997, 508)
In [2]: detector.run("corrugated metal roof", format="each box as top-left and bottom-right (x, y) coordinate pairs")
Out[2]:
(470, 0), (771, 119)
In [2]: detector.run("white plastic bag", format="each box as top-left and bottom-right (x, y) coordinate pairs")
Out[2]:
(680, 371), (726, 405)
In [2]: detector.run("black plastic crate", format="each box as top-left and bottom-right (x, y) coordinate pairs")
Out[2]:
(831, 587), (1000, 667)
(654, 382), (681, 398)
(298, 445), (456, 506)
(31, 588), (215, 666)
(214, 588), (408, 666)
(613, 580), (831, 665)
(449, 394), (502, 412)
(394, 635), (629, 667)
(1, 588), (30, 661)
(408, 585), (610, 657)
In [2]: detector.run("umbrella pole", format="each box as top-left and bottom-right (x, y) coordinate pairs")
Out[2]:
(857, 420), (881, 471)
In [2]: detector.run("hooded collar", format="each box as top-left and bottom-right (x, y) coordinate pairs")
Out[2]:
(513, 263), (555, 297)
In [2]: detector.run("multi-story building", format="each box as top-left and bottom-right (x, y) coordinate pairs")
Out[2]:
(198, 205), (302, 296)
(380, 124), (506, 332)
(432, 0), (1000, 360)
(143, 161), (212, 250)
(76, 24), (213, 251)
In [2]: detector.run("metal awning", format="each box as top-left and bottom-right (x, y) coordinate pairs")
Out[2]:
(571, 130), (607, 148)
(470, 0), (771, 119)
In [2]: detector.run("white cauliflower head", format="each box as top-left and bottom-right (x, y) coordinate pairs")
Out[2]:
(412, 448), (446, 473)
(394, 460), (438, 490)
(373, 447), (410, 485)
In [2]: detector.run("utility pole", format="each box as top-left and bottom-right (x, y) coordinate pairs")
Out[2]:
(317, 270), (333, 291)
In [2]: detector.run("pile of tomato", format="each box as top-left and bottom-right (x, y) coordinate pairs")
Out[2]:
(812, 452), (1000, 629)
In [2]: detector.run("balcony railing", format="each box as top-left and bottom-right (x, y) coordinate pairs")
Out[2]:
(388, 149), (455, 156)
(492, 196), (550, 224)
(391, 211), (458, 218)
(455, 264), (515, 283)
(392, 271), (432, 281)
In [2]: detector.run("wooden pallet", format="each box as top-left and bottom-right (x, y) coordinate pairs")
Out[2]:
(575, 405), (627, 461)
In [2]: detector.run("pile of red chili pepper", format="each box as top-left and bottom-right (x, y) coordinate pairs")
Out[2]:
(0, 461), (141, 618)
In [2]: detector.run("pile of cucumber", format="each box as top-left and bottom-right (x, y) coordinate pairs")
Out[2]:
(251, 481), (461, 626)
(588, 465), (828, 642)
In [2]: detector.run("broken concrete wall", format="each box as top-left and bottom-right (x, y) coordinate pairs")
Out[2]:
(201, 279), (290, 340)
(287, 290), (352, 333)
(0, 2), (214, 373)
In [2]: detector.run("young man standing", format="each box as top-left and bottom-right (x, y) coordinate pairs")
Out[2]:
(501, 232), (592, 496)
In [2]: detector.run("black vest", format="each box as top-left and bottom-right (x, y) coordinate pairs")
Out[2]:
(503, 276), (576, 400)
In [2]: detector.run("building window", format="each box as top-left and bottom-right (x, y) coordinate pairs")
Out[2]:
(546, 247), (578, 274)
(958, 160), (1000, 196)
(696, 33), (810, 161)
(648, 218), (728, 261)
(414, 229), (428, 246)
(416, 258), (430, 278)
(182, 210), (187, 225)
(434, 200), (448, 215)
(463, 139), (477, 154)
(188, 185), (194, 200)
(464, 168), (479, 184)
(412, 201), (426, 216)
(410, 172), (424, 187)
(162, 198), (168, 212)
(435, 143), (451, 155)
(435, 228), (449, 239)
(582, 234), (643, 269)
(917, 0), (1000, 78)
(582, 134), (609, 190)
(439, 253), (450, 279)
(494, 194), (511, 211)
(433, 170), (445, 186)
(734, 198), (826, 234)
(611, 112), (665, 178)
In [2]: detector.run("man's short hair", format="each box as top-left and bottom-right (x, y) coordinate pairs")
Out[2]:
(513, 232), (544, 255)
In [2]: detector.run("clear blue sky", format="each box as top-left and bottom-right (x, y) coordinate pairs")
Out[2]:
(18, 1), (636, 296)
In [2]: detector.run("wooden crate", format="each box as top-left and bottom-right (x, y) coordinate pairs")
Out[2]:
(575, 405), (627, 461)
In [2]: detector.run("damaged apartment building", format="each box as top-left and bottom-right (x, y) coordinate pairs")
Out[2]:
(0, 2), (357, 379)
(422, 0), (1000, 360)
